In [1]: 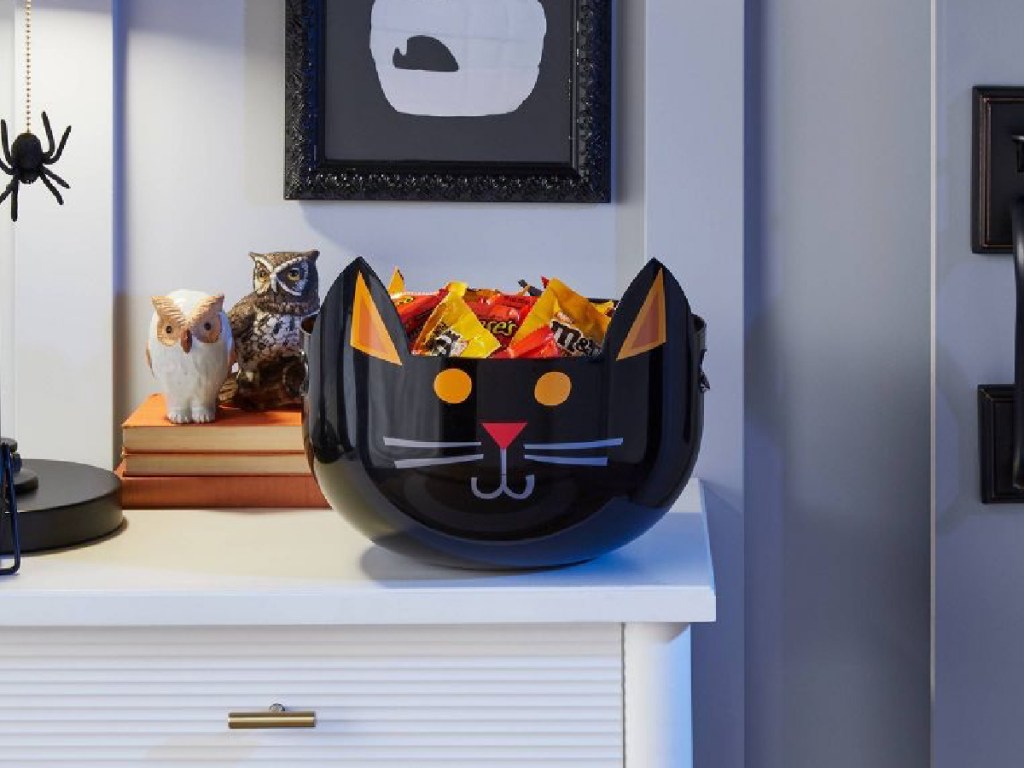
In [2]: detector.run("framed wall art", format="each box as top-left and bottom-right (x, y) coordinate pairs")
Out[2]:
(284, 0), (612, 203)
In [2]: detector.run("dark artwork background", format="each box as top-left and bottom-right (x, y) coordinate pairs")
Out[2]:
(322, 0), (573, 166)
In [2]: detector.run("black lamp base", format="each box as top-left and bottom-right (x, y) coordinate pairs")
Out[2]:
(14, 466), (38, 493)
(1, 457), (122, 554)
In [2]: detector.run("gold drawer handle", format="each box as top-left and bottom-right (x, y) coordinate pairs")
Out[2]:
(228, 703), (316, 730)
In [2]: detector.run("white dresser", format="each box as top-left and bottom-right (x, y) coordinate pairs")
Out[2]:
(0, 483), (715, 768)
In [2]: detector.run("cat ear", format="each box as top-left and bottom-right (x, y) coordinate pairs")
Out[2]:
(348, 260), (405, 366)
(606, 259), (675, 362)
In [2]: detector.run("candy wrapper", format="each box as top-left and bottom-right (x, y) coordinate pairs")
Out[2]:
(391, 280), (470, 342)
(465, 293), (537, 349)
(492, 325), (562, 359)
(388, 268), (405, 295)
(392, 290), (445, 339)
(510, 278), (611, 358)
(413, 292), (501, 358)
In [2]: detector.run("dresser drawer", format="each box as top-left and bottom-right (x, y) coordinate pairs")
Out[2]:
(0, 624), (623, 767)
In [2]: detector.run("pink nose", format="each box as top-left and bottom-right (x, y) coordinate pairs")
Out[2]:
(482, 422), (527, 450)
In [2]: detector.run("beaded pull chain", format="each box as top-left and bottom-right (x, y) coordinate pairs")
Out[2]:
(24, 0), (31, 132)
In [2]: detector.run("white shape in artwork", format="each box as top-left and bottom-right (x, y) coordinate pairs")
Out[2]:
(370, 0), (547, 117)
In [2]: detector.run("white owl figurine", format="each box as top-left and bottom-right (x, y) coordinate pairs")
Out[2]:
(147, 290), (234, 424)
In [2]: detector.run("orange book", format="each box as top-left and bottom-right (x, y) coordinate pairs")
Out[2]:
(122, 394), (304, 454)
(115, 464), (329, 509)
(121, 451), (310, 477)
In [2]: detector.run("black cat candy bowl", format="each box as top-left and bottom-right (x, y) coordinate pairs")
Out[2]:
(302, 258), (706, 570)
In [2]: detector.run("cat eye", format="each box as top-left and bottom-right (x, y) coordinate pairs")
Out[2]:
(535, 372), (572, 407)
(434, 368), (472, 404)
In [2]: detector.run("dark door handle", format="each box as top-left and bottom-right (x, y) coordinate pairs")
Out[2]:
(1012, 197), (1024, 488)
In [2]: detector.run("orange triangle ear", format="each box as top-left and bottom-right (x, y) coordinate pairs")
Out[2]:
(351, 272), (403, 366)
(617, 269), (667, 361)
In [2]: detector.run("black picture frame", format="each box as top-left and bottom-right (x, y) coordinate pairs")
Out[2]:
(284, 0), (612, 203)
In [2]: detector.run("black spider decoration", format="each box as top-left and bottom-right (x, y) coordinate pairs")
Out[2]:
(0, 112), (70, 222)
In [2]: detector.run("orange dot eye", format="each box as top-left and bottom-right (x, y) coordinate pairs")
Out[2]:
(535, 371), (572, 407)
(434, 368), (473, 404)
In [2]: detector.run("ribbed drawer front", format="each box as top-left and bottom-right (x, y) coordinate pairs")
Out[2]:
(0, 624), (623, 767)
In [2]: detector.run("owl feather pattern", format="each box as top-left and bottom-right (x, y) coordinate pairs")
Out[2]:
(223, 250), (320, 410)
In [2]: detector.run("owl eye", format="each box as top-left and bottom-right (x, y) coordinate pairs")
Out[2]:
(256, 267), (269, 279)
(193, 316), (221, 344)
(286, 268), (301, 281)
(164, 325), (173, 334)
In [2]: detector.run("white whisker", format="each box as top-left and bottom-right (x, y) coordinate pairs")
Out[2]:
(394, 454), (484, 469)
(523, 438), (623, 451)
(524, 455), (609, 467)
(385, 437), (483, 449)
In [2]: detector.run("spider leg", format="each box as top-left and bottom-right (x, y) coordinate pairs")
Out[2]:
(0, 120), (12, 169)
(41, 113), (71, 164)
(0, 178), (15, 206)
(39, 172), (64, 205)
(0, 180), (20, 222)
(40, 166), (69, 189)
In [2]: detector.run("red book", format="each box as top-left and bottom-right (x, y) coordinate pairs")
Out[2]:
(115, 464), (329, 509)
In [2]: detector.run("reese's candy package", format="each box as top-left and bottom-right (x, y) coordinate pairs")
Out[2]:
(413, 292), (501, 358)
(492, 325), (562, 359)
(392, 290), (445, 340)
(510, 278), (611, 358)
(465, 294), (537, 349)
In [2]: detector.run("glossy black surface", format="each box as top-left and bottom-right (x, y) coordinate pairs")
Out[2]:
(304, 258), (705, 568)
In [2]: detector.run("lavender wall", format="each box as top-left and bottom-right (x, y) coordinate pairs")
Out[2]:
(934, 1), (1024, 765)
(746, 1), (931, 766)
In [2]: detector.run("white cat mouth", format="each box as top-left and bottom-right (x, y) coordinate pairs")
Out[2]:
(382, 436), (624, 501)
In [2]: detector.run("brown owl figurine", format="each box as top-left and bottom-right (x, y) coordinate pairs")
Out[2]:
(221, 250), (320, 410)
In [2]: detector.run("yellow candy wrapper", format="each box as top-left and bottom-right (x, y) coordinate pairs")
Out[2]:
(388, 268), (405, 295)
(413, 292), (501, 358)
(511, 278), (611, 357)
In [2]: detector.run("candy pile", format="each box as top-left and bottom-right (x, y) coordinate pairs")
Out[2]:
(388, 270), (616, 359)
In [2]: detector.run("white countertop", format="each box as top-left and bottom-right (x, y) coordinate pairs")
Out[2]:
(0, 482), (715, 627)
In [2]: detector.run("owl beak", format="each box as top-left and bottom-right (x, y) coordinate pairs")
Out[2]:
(180, 330), (193, 354)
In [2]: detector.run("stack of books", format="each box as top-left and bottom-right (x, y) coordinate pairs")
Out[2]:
(116, 394), (328, 509)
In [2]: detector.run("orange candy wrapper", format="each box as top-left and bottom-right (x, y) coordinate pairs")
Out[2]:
(389, 269), (610, 358)
(492, 325), (562, 359)
(392, 290), (445, 339)
(510, 278), (611, 358)
(465, 293), (537, 349)
(412, 292), (501, 358)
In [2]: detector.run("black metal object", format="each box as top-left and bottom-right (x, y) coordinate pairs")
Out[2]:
(303, 258), (706, 569)
(972, 87), (1024, 252)
(977, 198), (1024, 503)
(0, 458), (122, 554)
(973, 87), (1024, 502)
(284, 0), (612, 203)
(0, 439), (21, 574)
